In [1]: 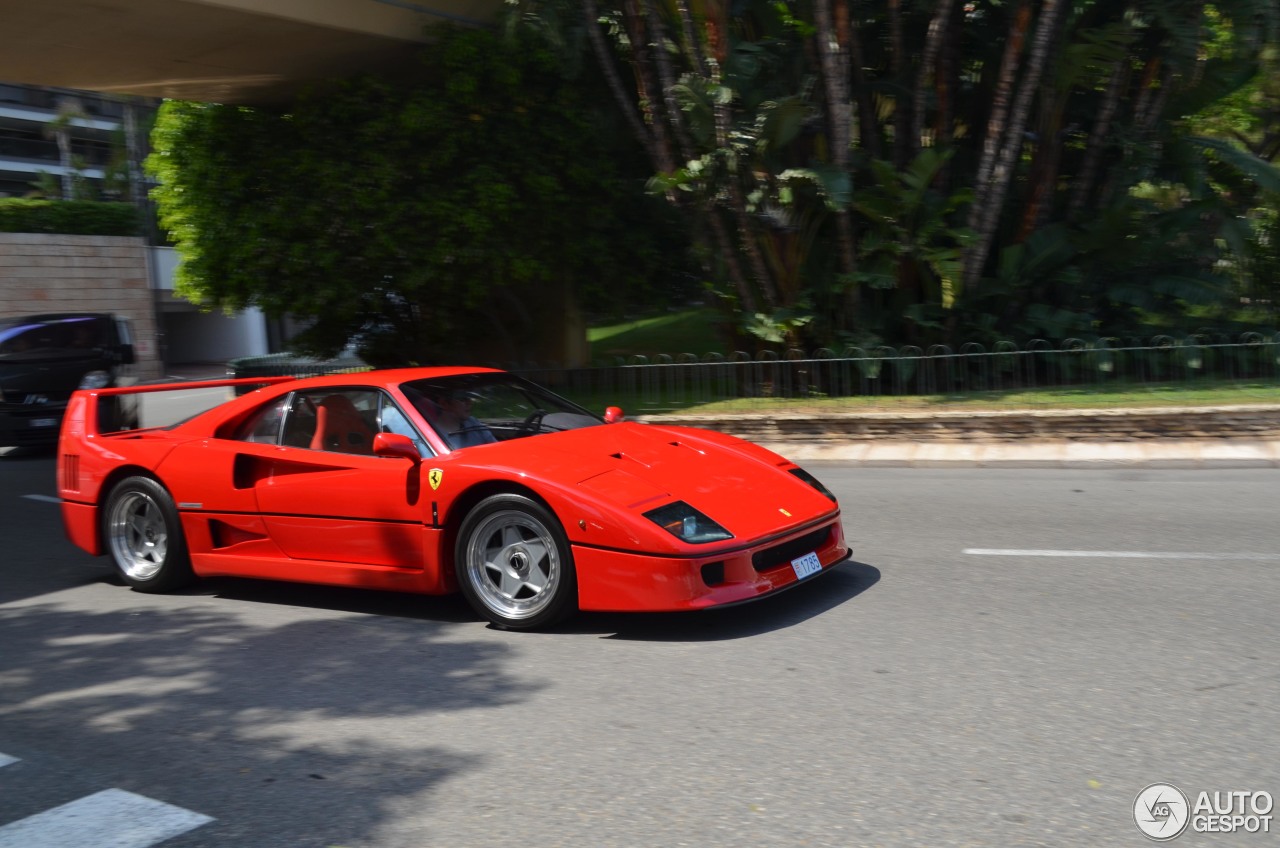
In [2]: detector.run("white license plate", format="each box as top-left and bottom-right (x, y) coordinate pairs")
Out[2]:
(30, 418), (58, 429)
(791, 551), (823, 580)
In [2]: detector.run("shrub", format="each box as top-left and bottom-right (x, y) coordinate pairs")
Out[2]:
(0, 199), (140, 236)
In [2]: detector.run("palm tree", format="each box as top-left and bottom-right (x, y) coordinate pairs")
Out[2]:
(42, 96), (88, 199)
(813, 0), (857, 285)
(964, 0), (1067, 291)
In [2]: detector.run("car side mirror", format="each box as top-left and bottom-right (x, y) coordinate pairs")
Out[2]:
(604, 406), (624, 424)
(373, 432), (421, 462)
(118, 344), (135, 365)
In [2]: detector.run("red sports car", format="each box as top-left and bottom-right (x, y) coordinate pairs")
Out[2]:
(57, 368), (849, 629)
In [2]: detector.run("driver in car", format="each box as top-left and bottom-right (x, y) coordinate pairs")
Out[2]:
(419, 389), (497, 449)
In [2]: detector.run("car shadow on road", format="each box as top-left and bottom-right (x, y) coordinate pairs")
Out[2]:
(567, 560), (881, 642)
(143, 560), (880, 642)
(163, 575), (480, 624)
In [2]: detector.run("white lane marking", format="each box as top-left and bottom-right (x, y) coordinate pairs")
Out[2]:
(0, 788), (213, 848)
(964, 548), (1280, 561)
(0, 754), (17, 768)
(21, 495), (61, 504)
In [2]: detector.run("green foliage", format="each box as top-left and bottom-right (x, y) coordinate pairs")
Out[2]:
(149, 23), (688, 365)
(852, 150), (975, 325)
(743, 305), (814, 347)
(552, 0), (1280, 351)
(0, 199), (141, 235)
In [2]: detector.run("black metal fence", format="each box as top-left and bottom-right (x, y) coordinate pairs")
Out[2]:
(226, 334), (1280, 412)
(512, 333), (1280, 413)
(227, 351), (370, 394)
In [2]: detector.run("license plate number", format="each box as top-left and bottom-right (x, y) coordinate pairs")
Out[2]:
(791, 551), (822, 580)
(30, 418), (58, 429)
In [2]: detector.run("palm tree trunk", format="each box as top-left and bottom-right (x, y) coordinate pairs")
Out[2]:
(813, 0), (857, 282)
(674, 0), (708, 72)
(1017, 99), (1065, 239)
(970, 0), (1031, 200)
(708, 210), (759, 313)
(583, 0), (655, 163)
(56, 131), (74, 199)
(48, 97), (87, 200)
(936, 0), (961, 186)
(846, 14), (882, 160)
(641, 0), (694, 163)
(964, 0), (1064, 289)
(1097, 62), (1172, 211)
(888, 0), (910, 168)
(1068, 58), (1127, 219)
(912, 0), (957, 156)
(674, 0), (778, 310)
(609, 0), (758, 313)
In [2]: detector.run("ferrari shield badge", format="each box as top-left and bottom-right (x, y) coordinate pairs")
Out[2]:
(428, 468), (444, 491)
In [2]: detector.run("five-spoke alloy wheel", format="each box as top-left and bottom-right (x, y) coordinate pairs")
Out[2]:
(103, 476), (193, 592)
(456, 493), (576, 630)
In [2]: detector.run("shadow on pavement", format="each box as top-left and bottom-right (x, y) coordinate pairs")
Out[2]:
(0, 594), (535, 845)
(112, 560), (880, 643)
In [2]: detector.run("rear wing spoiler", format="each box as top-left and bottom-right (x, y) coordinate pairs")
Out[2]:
(66, 376), (296, 438)
(87, 376), (296, 397)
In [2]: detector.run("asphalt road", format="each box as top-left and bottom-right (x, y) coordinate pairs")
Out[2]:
(1, 448), (1277, 847)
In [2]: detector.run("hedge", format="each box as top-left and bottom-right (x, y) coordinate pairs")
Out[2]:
(0, 199), (141, 236)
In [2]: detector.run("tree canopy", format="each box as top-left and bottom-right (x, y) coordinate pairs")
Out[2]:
(512, 0), (1280, 349)
(148, 23), (689, 365)
(150, 1), (1280, 364)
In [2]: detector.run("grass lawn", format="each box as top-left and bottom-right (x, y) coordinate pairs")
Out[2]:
(549, 380), (1280, 418)
(680, 382), (1280, 414)
(588, 309), (727, 360)
(578, 308), (1280, 415)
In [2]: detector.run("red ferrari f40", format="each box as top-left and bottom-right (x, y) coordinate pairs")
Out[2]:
(58, 368), (849, 629)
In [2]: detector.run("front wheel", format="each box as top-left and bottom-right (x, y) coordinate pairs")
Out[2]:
(103, 476), (194, 592)
(455, 494), (577, 630)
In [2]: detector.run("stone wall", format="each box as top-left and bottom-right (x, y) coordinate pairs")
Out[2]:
(0, 233), (162, 378)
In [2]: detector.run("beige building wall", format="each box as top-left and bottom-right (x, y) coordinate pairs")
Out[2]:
(0, 233), (163, 378)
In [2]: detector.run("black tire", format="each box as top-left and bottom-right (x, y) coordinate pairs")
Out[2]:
(454, 493), (577, 630)
(102, 476), (194, 592)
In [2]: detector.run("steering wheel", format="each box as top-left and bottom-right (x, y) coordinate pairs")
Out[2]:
(519, 409), (547, 436)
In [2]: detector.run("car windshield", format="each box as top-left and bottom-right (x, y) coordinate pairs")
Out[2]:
(400, 373), (602, 450)
(0, 316), (107, 361)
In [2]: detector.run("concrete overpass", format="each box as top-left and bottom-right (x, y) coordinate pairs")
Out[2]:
(0, 0), (505, 105)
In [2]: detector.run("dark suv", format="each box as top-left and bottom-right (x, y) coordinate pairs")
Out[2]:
(0, 313), (138, 447)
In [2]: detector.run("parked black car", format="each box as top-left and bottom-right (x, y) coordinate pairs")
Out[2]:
(0, 313), (138, 446)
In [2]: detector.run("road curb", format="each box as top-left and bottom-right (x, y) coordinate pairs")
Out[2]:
(746, 438), (1280, 467)
(641, 405), (1280, 467)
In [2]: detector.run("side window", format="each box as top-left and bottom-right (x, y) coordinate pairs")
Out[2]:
(114, 317), (133, 347)
(300, 389), (379, 455)
(235, 389), (429, 457)
(280, 393), (318, 448)
(69, 317), (108, 349)
(234, 395), (290, 444)
(377, 395), (433, 457)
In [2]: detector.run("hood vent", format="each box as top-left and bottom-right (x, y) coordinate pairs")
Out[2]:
(609, 451), (652, 469)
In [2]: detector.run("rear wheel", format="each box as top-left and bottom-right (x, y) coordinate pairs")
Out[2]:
(455, 494), (577, 630)
(103, 476), (193, 592)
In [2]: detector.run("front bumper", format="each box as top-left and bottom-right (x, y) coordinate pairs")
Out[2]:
(574, 517), (849, 612)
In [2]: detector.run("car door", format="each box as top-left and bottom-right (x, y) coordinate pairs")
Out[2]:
(248, 388), (432, 569)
